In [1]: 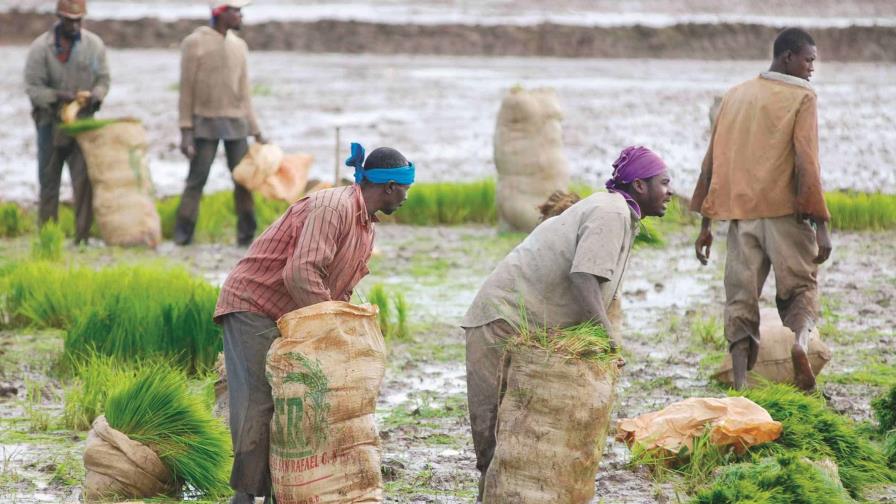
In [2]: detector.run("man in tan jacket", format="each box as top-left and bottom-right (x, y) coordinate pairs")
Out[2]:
(174, 0), (266, 247)
(24, 0), (110, 244)
(690, 28), (833, 392)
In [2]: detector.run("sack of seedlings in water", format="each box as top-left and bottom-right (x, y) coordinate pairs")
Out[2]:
(82, 415), (177, 501)
(483, 321), (620, 504)
(69, 118), (162, 247)
(714, 308), (831, 387)
(267, 301), (387, 503)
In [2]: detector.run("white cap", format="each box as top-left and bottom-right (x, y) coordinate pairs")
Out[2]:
(210, 0), (252, 10)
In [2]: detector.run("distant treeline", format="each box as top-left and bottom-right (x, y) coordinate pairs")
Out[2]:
(1, 10), (894, 61)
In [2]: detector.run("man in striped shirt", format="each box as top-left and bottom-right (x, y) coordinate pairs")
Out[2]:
(214, 143), (415, 504)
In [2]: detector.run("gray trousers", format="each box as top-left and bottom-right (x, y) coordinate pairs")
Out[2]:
(36, 123), (93, 243)
(174, 137), (255, 245)
(724, 216), (820, 365)
(221, 311), (281, 497)
(465, 319), (515, 502)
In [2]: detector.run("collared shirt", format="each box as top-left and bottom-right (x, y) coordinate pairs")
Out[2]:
(178, 26), (260, 136)
(215, 185), (377, 322)
(690, 72), (830, 222)
(462, 192), (639, 330)
(24, 27), (110, 125)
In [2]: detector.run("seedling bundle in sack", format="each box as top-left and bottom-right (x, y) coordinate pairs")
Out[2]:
(483, 321), (620, 503)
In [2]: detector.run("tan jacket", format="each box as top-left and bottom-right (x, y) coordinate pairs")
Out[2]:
(690, 72), (830, 222)
(24, 27), (110, 125)
(178, 26), (259, 135)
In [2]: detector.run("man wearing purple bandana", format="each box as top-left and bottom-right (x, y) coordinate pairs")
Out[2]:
(461, 146), (672, 502)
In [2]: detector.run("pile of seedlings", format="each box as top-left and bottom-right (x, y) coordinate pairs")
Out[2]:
(365, 283), (410, 341)
(508, 319), (618, 365)
(101, 364), (231, 498)
(872, 382), (896, 467)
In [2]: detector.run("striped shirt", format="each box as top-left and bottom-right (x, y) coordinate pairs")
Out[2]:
(215, 185), (377, 322)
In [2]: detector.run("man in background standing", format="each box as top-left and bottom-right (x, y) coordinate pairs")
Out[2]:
(24, 0), (109, 244)
(175, 0), (266, 246)
(691, 27), (833, 392)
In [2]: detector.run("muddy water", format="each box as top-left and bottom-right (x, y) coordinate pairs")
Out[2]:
(2, 47), (895, 206)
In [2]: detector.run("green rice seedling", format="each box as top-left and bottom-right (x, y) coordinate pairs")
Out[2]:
(735, 383), (895, 497)
(690, 454), (852, 504)
(23, 378), (52, 432)
(826, 191), (896, 231)
(63, 352), (155, 430)
(872, 383), (896, 433)
(690, 313), (726, 352)
(885, 432), (896, 468)
(48, 452), (85, 487)
(393, 292), (410, 340)
(104, 364), (231, 497)
(387, 180), (497, 225)
(636, 218), (664, 247)
(0, 202), (32, 238)
(156, 192), (289, 243)
(627, 429), (741, 490)
(57, 117), (118, 136)
(367, 283), (393, 338)
(31, 221), (64, 261)
(509, 317), (617, 365)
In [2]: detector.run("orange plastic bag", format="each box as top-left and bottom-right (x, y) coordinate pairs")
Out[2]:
(616, 397), (782, 454)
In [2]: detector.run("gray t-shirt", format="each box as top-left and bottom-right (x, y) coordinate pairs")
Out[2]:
(462, 191), (639, 330)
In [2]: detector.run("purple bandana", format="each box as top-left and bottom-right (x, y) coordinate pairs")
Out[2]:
(605, 146), (667, 218)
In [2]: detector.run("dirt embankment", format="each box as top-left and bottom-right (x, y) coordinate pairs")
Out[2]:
(1, 10), (894, 61)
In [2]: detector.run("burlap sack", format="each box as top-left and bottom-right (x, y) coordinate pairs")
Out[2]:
(233, 143), (284, 190)
(616, 397), (782, 456)
(267, 301), (386, 504)
(75, 119), (161, 247)
(256, 153), (314, 203)
(494, 87), (569, 232)
(82, 415), (176, 501)
(483, 348), (619, 504)
(714, 309), (832, 387)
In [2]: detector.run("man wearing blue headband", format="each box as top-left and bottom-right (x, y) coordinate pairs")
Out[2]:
(213, 142), (413, 504)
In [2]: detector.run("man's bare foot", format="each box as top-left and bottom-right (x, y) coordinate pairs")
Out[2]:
(791, 343), (816, 392)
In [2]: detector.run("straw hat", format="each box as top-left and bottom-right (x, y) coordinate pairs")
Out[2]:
(56, 0), (87, 19)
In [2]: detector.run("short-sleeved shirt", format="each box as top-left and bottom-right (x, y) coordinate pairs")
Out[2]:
(462, 192), (639, 330)
(214, 185), (376, 323)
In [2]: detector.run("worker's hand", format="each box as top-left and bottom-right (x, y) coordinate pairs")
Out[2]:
(254, 133), (268, 144)
(55, 90), (76, 103)
(813, 220), (833, 264)
(695, 221), (713, 265)
(180, 129), (196, 160)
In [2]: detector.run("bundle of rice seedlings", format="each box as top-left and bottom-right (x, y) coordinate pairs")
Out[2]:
(364, 284), (410, 341)
(156, 192), (289, 243)
(104, 365), (231, 497)
(510, 319), (617, 364)
(826, 191), (896, 231)
(31, 221), (64, 261)
(735, 383), (895, 497)
(636, 219), (664, 247)
(690, 454), (852, 504)
(886, 433), (896, 468)
(57, 117), (118, 136)
(387, 180), (497, 226)
(63, 352), (152, 430)
(872, 383), (896, 433)
(0, 202), (32, 238)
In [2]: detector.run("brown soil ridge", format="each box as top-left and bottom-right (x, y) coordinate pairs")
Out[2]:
(1, 10), (894, 61)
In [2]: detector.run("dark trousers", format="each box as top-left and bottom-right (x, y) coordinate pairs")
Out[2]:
(221, 311), (281, 497)
(174, 138), (255, 245)
(36, 123), (93, 243)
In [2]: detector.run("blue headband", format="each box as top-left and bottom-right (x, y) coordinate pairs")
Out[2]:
(345, 142), (416, 185)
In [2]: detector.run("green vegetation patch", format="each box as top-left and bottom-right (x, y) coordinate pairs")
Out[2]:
(822, 362), (896, 388)
(510, 320), (618, 365)
(827, 191), (896, 231)
(31, 221), (64, 262)
(0, 261), (221, 373)
(872, 383), (896, 434)
(0, 202), (32, 238)
(105, 365), (231, 498)
(157, 192), (289, 244)
(386, 180), (496, 226)
(57, 118), (119, 136)
(364, 284), (410, 341)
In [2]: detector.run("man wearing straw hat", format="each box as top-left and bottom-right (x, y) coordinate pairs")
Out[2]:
(690, 27), (832, 392)
(173, 0), (267, 247)
(462, 146), (673, 502)
(24, 0), (109, 244)
(214, 143), (415, 503)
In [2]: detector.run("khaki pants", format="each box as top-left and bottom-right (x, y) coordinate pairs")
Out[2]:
(724, 215), (819, 366)
(465, 319), (515, 502)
